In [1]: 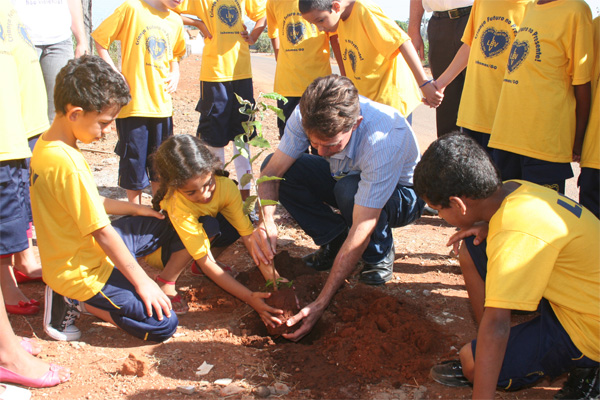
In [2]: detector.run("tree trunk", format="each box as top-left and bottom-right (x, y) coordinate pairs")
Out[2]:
(81, 0), (93, 54)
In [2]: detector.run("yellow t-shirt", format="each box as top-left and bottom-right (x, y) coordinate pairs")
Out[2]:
(336, 0), (421, 117)
(92, 0), (186, 119)
(581, 16), (599, 170)
(177, 0), (266, 82)
(490, 0), (594, 163)
(0, 1), (30, 162)
(30, 137), (114, 301)
(266, 0), (332, 97)
(457, 0), (531, 134)
(160, 176), (254, 261)
(485, 181), (600, 362)
(5, 6), (49, 139)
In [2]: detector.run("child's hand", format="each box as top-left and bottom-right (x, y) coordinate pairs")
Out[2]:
(248, 221), (278, 265)
(446, 221), (489, 255)
(247, 292), (284, 328)
(196, 20), (212, 39)
(135, 206), (166, 219)
(241, 24), (260, 45)
(165, 69), (180, 94)
(421, 81), (444, 108)
(135, 276), (173, 320)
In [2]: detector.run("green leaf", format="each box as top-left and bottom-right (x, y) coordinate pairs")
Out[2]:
(235, 92), (252, 107)
(239, 106), (254, 116)
(248, 136), (270, 149)
(262, 92), (288, 104)
(266, 105), (286, 122)
(234, 135), (250, 159)
(223, 153), (241, 169)
(260, 199), (279, 207)
(245, 121), (262, 136)
(256, 176), (283, 185)
(243, 195), (258, 215)
(240, 173), (253, 188)
(250, 149), (267, 164)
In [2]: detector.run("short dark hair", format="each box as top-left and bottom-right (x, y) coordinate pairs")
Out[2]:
(299, 75), (360, 138)
(298, 0), (333, 13)
(54, 55), (131, 115)
(414, 133), (502, 208)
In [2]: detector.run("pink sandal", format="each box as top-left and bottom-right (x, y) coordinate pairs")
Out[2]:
(155, 276), (189, 315)
(0, 364), (69, 388)
(19, 338), (41, 356)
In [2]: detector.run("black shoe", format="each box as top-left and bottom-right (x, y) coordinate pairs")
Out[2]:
(430, 360), (471, 387)
(422, 205), (439, 216)
(43, 286), (82, 341)
(303, 230), (348, 271)
(554, 367), (599, 399)
(359, 244), (394, 286)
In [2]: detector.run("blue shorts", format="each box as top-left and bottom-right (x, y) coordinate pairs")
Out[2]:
(199, 214), (241, 249)
(196, 79), (254, 147)
(115, 116), (173, 191)
(462, 128), (493, 158)
(465, 237), (598, 390)
(0, 159), (31, 255)
(82, 215), (184, 342)
(578, 167), (599, 219)
(491, 149), (573, 194)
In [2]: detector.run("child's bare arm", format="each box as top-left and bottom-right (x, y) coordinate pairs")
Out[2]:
(195, 255), (284, 327)
(165, 61), (180, 93)
(329, 34), (346, 77)
(242, 16), (266, 45)
(573, 82), (591, 162)
(271, 37), (279, 60)
(434, 43), (470, 91)
(101, 197), (165, 219)
(92, 224), (173, 319)
(181, 16), (212, 39)
(94, 40), (121, 75)
(399, 41), (444, 108)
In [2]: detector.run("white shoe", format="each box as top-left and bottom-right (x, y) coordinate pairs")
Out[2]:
(43, 286), (82, 341)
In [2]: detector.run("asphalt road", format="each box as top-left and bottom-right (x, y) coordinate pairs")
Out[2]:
(250, 53), (579, 200)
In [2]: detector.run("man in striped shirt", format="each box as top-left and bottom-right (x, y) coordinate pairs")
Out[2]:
(251, 75), (424, 341)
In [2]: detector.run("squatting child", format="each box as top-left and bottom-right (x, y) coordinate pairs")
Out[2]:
(489, 0), (595, 193)
(30, 55), (192, 342)
(152, 134), (285, 328)
(299, 0), (443, 121)
(414, 133), (599, 399)
(93, 0), (186, 204)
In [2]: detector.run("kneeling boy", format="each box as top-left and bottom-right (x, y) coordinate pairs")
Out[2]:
(30, 55), (189, 342)
(414, 133), (599, 398)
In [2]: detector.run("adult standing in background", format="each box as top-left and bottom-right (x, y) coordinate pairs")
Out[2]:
(12, 0), (88, 122)
(408, 0), (472, 137)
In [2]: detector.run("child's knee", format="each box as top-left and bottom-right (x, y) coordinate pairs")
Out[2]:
(148, 314), (179, 342)
(459, 342), (475, 382)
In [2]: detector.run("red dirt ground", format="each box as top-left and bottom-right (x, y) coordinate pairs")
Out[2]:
(9, 55), (570, 399)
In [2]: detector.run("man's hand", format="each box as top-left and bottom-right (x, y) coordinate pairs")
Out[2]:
(135, 276), (173, 320)
(282, 300), (326, 341)
(246, 292), (284, 328)
(248, 218), (278, 265)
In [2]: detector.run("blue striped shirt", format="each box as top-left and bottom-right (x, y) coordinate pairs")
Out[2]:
(278, 96), (421, 209)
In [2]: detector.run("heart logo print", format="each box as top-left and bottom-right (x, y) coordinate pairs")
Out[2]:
(218, 5), (239, 28)
(348, 49), (357, 73)
(507, 40), (530, 73)
(146, 36), (167, 60)
(480, 27), (510, 58)
(286, 22), (305, 45)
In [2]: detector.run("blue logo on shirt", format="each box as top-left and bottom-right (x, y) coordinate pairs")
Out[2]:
(507, 40), (529, 73)
(286, 22), (305, 45)
(146, 36), (167, 60)
(480, 27), (510, 58)
(348, 49), (357, 73)
(0, 24), (4, 41)
(218, 5), (239, 27)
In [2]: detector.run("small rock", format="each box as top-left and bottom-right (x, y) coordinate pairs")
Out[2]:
(273, 383), (289, 395)
(176, 385), (195, 395)
(196, 361), (214, 376)
(173, 332), (186, 338)
(255, 386), (271, 398)
(220, 384), (244, 396)
(214, 378), (232, 386)
(294, 367), (300, 372)
(119, 353), (149, 377)
(405, 289), (412, 294)
(234, 365), (245, 379)
(422, 289), (431, 297)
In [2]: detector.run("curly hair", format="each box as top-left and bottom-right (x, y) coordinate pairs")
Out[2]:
(299, 75), (360, 138)
(151, 135), (223, 211)
(414, 133), (502, 208)
(298, 0), (333, 13)
(54, 55), (130, 115)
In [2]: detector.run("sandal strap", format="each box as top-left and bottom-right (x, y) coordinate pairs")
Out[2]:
(155, 275), (176, 286)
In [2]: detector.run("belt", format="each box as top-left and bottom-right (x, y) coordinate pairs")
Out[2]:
(432, 6), (472, 19)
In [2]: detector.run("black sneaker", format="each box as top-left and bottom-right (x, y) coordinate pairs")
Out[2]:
(554, 367), (599, 399)
(359, 244), (394, 286)
(43, 286), (82, 341)
(303, 229), (348, 271)
(430, 360), (471, 387)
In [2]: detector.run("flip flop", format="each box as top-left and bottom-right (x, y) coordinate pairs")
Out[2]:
(13, 270), (43, 284)
(155, 276), (189, 315)
(20, 338), (41, 356)
(0, 384), (31, 400)
(0, 364), (69, 388)
(5, 300), (40, 315)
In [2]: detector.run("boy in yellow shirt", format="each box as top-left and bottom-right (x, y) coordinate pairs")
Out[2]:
(30, 55), (191, 342)
(299, 0), (443, 120)
(414, 133), (599, 398)
(93, 0), (186, 204)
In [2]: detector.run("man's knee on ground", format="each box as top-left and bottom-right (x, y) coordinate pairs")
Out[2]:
(459, 343), (475, 382)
